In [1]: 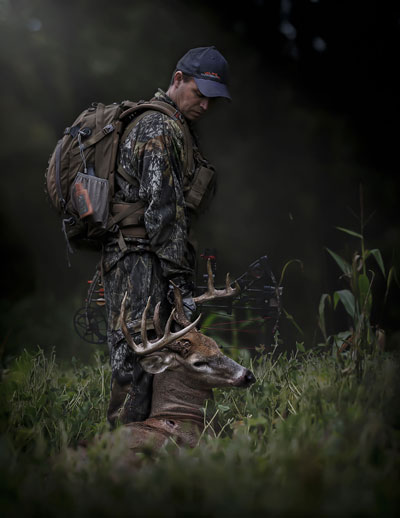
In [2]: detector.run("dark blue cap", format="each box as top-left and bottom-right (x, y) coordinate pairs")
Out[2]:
(176, 46), (231, 100)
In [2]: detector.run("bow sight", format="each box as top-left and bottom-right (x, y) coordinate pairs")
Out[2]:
(196, 252), (282, 332)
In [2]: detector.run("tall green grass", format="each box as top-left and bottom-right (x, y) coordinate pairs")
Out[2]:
(1, 344), (399, 517)
(0, 349), (110, 455)
(1, 203), (399, 517)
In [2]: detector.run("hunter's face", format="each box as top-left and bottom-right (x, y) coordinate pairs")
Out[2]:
(171, 74), (214, 121)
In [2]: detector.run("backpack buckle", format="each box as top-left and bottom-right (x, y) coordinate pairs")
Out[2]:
(173, 110), (185, 125)
(79, 127), (92, 137)
(103, 124), (115, 135)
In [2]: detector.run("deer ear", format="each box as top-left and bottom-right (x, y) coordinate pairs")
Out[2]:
(140, 352), (177, 374)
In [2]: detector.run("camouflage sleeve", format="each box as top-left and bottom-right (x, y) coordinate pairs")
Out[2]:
(119, 111), (194, 281)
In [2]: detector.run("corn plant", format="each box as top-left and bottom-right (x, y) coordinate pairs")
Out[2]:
(318, 189), (397, 374)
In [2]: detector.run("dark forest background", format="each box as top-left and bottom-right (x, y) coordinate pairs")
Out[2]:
(1, 0), (399, 360)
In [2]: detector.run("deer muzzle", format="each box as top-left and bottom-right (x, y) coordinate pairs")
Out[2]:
(234, 368), (256, 388)
(211, 355), (256, 388)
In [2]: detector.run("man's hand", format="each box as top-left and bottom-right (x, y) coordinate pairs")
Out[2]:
(181, 295), (196, 321)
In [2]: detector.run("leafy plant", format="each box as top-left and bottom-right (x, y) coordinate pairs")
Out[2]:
(318, 189), (397, 374)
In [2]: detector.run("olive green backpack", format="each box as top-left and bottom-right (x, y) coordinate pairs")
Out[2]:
(45, 99), (194, 259)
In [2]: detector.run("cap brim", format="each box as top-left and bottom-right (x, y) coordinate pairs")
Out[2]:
(194, 77), (231, 100)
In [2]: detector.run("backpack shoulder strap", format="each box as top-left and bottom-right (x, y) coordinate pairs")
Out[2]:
(116, 110), (159, 186)
(119, 100), (194, 178)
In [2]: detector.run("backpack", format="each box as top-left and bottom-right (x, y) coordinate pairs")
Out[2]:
(45, 99), (194, 258)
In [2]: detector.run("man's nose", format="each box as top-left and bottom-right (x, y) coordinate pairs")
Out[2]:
(200, 98), (209, 111)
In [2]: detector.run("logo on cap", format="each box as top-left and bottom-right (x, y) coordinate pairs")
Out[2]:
(201, 71), (221, 80)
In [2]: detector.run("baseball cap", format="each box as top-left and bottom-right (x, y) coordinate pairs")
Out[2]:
(176, 46), (231, 100)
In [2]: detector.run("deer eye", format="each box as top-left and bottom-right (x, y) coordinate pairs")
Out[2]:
(193, 360), (208, 368)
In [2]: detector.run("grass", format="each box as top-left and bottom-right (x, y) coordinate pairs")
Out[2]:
(0, 343), (399, 517)
(1, 202), (399, 516)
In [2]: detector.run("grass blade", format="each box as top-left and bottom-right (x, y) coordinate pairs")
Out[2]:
(318, 293), (331, 340)
(326, 248), (351, 276)
(367, 248), (386, 277)
(335, 226), (363, 239)
(333, 289), (355, 318)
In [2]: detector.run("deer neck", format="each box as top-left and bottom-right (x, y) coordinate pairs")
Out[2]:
(149, 369), (213, 425)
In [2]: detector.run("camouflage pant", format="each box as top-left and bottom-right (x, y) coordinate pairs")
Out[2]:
(103, 250), (170, 426)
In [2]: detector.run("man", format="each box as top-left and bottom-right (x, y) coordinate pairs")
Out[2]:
(102, 46), (231, 426)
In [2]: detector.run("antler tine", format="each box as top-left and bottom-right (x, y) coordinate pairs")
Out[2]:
(225, 272), (231, 289)
(120, 292), (202, 356)
(134, 311), (201, 356)
(171, 281), (191, 326)
(193, 258), (241, 304)
(119, 294), (161, 355)
(163, 306), (176, 338)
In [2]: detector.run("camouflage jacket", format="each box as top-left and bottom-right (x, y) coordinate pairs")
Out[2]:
(102, 90), (198, 282)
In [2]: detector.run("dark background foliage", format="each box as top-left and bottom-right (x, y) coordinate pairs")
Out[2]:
(1, 0), (399, 359)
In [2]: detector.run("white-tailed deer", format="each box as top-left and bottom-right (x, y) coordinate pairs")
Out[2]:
(118, 262), (255, 450)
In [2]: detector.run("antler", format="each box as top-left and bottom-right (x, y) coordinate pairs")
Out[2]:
(170, 282), (192, 327)
(120, 292), (201, 356)
(193, 258), (240, 304)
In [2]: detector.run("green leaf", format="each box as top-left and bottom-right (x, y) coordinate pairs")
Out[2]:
(358, 273), (372, 314)
(283, 308), (304, 336)
(367, 248), (386, 277)
(358, 273), (370, 295)
(246, 416), (269, 427)
(318, 293), (331, 339)
(332, 330), (353, 350)
(279, 259), (303, 286)
(335, 226), (363, 239)
(326, 248), (351, 276)
(296, 341), (305, 352)
(333, 289), (355, 318)
(385, 265), (399, 302)
(238, 349), (251, 361)
(217, 404), (230, 413)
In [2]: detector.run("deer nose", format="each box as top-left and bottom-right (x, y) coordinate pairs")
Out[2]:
(241, 369), (256, 387)
(245, 370), (256, 385)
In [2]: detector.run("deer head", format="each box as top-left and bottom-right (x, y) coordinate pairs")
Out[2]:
(119, 270), (255, 390)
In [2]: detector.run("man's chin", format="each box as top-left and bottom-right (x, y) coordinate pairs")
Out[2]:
(185, 111), (203, 122)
